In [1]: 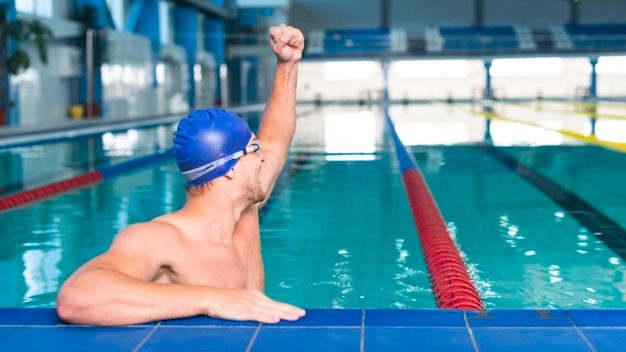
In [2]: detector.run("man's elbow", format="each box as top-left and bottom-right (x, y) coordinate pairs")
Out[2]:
(56, 285), (95, 325)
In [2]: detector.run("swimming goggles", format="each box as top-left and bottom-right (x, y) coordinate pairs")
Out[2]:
(182, 139), (261, 183)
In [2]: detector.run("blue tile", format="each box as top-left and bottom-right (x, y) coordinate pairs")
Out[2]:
(271, 309), (362, 327)
(365, 327), (475, 351)
(0, 308), (62, 325)
(366, 309), (465, 327)
(473, 328), (591, 352)
(160, 315), (259, 327)
(138, 327), (257, 352)
(25, 326), (155, 352)
(467, 309), (572, 327)
(0, 327), (56, 350)
(251, 327), (361, 351)
(568, 310), (626, 327)
(580, 328), (626, 351)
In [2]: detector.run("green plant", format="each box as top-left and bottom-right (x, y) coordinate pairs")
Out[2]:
(0, 7), (53, 75)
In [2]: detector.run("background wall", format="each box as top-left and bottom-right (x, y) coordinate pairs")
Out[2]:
(102, 31), (157, 120)
(8, 0), (626, 128)
(18, 44), (79, 126)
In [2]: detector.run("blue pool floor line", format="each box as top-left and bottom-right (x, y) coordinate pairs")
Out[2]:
(479, 143), (626, 263)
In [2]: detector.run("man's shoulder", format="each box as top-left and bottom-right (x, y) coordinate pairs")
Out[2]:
(124, 218), (181, 232)
(114, 218), (184, 245)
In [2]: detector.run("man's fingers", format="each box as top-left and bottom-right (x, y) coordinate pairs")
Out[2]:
(250, 304), (304, 323)
(210, 290), (305, 323)
(269, 24), (290, 43)
(295, 36), (304, 48)
(269, 26), (282, 43)
(282, 26), (301, 46)
(279, 31), (293, 46)
(252, 291), (304, 310)
(288, 34), (298, 46)
(262, 300), (305, 318)
(250, 291), (306, 321)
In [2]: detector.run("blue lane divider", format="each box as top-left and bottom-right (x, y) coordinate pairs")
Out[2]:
(97, 149), (174, 178)
(384, 106), (418, 173)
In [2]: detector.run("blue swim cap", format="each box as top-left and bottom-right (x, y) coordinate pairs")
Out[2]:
(173, 108), (252, 187)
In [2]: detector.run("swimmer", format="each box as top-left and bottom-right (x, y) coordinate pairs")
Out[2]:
(56, 24), (306, 326)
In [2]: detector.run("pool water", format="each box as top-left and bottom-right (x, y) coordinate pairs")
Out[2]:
(260, 151), (432, 308)
(416, 144), (626, 308)
(1, 103), (626, 310)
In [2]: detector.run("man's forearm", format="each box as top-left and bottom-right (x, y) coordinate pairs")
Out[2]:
(257, 62), (299, 155)
(57, 268), (304, 326)
(57, 269), (211, 326)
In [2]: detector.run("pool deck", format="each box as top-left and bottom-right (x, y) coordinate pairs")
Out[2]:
(2, 308), (625, 351)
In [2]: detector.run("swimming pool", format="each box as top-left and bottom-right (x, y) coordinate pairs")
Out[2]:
(1, 103), (626, 310)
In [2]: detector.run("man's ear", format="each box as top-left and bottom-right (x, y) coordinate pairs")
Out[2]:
(224, 168), (235, 179)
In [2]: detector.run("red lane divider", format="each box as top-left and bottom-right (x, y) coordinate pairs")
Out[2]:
(402, 169), (484, 309)
(0, 172), (104, 212)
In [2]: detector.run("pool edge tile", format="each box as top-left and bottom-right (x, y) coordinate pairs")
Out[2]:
(366, 309), (466, 327)
(466, 309), (573, 327)
(568, 309), (626, 327)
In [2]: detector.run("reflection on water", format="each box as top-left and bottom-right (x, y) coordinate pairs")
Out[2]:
(520, 262), (626, 308)
(102, 130), (139, 157)
(548, 265), (562, 284)
(396, 122), (470, 145)
(0, 160), (184, 308)
(392, 238), (427, 308)
(307, 248), (355, 309)
(324, 111), (378, 163)
(23, 247), (61, 307)
(493, 211), (626, 308)
(1, 126), (176, 195)
(330, 249), (353, 308)
(595, 120), (626, 143)
(19, 219), (64, 307)
(490, 121), (564, 146)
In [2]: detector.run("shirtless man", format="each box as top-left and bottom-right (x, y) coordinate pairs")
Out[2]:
(56, 24), (306, 326)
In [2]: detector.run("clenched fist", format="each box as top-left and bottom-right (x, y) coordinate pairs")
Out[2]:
(269, 24), (305, 64)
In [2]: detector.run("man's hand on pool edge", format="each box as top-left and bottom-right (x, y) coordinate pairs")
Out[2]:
(204, 288), (306, 324)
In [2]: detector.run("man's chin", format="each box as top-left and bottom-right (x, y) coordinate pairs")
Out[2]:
(247, 190), (266, 207)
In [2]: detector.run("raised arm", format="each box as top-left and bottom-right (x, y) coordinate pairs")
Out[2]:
(56, 222), (303, 326)
(257, 24), (305, 202)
